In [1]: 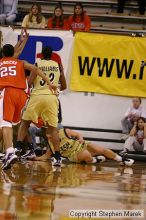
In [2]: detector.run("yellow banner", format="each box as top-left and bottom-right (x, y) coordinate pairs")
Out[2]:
(70, 32), (146, 97)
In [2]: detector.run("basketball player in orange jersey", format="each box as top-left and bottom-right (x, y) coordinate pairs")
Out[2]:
(0, 44), (56, 170)
(0, 28), (29, 157)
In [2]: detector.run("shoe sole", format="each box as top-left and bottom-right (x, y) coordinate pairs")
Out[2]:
(2, 156), (18, 170)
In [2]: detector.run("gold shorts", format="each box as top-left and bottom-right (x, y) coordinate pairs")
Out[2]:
(60, 141), (88, 162)
(22, 94), (58, 127)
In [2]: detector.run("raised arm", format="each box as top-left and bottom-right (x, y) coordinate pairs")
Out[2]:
(14, 29), (25, 50)
(14, 28), (29, 58)
(65, 128), (84, 144)
(129, 122), (137, 136)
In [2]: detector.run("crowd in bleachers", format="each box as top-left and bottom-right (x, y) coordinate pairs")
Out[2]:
(0, 1), (146, 32)
(0, 1), (91, 32)
(120, 98), (146, 154)
(21, 2), (91, 31)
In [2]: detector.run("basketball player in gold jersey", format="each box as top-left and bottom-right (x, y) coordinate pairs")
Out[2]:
(36, 127), (134, 166)
(16, 46), (66, 166)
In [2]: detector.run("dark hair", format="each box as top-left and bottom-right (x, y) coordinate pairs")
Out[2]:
(73, 2), (84, 22)
(52, 4), (64, 28)
(133, 97), (142, 104)
(137, 117), (145, 123)
(2, 44), (14, 57)
(42, 46), (52, 60)
(136, 117), (145, 130)
(29, 3), (43, 24)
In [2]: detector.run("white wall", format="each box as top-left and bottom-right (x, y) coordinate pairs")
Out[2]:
(60, 92), (146, 149)
(60, 91), (146, 129)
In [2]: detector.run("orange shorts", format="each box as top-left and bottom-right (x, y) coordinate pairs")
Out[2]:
(1, 87), (27, 124)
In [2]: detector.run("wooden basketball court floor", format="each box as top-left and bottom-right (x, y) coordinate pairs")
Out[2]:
(0, 160), (146, 220)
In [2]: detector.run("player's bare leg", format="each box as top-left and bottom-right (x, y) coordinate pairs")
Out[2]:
(47, 125), (61, 166)
(87, 143), (134, 166)
(17, 120), (31, 142)
(76, 149), (105, 164)
(2, 127), (13, 150)
(1, 126), (17, 170)
(16, 120), (34, 157)
(87, 143), (117, 159)
(0, 128), (3, 141)
(77, 150), (94, 163)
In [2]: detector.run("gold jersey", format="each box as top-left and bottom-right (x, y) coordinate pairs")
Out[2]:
(32, 59), (60, 95)
(49, 128), (87, 162)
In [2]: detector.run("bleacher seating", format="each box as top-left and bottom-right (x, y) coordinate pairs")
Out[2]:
(64, 126), (146, 161)
(17, 0), (146, 33)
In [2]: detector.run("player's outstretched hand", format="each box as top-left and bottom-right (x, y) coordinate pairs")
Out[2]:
(20, 28), (29, 42)
(23, 27), (29, 38)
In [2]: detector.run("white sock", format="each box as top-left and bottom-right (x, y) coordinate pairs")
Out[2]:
(114, 155), (122, 162)
(6, 147), (14, 154)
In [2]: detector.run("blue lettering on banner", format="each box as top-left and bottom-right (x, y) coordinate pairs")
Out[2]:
(18, 36), (63, 64)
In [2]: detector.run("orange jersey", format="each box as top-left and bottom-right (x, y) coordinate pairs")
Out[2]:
(68, 13), (91, 32)
(47, 17), (69, 30)
(2, 87), (27, 123)
(0, 57), (27, 90)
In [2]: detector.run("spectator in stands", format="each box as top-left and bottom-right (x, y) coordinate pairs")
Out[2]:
(47, 4), (69, 30)
(117, 0), (145, 15)
(120, 117), (146, 155)
(22, 3), (46, 28)
(121, 97), (146, 140)
(68, 2), (91, 32)
(0, 0), (18, 25)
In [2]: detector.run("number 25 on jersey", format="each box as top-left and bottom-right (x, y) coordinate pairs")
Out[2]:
(0, 66), (17, 77)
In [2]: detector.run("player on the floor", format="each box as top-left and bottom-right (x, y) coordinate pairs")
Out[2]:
(16, 46), (67, 167)
(0, 44), (56, 170)
(35, 126), (134, 166)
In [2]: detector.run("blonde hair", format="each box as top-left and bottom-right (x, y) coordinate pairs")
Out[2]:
(29, 3), (43, 24)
